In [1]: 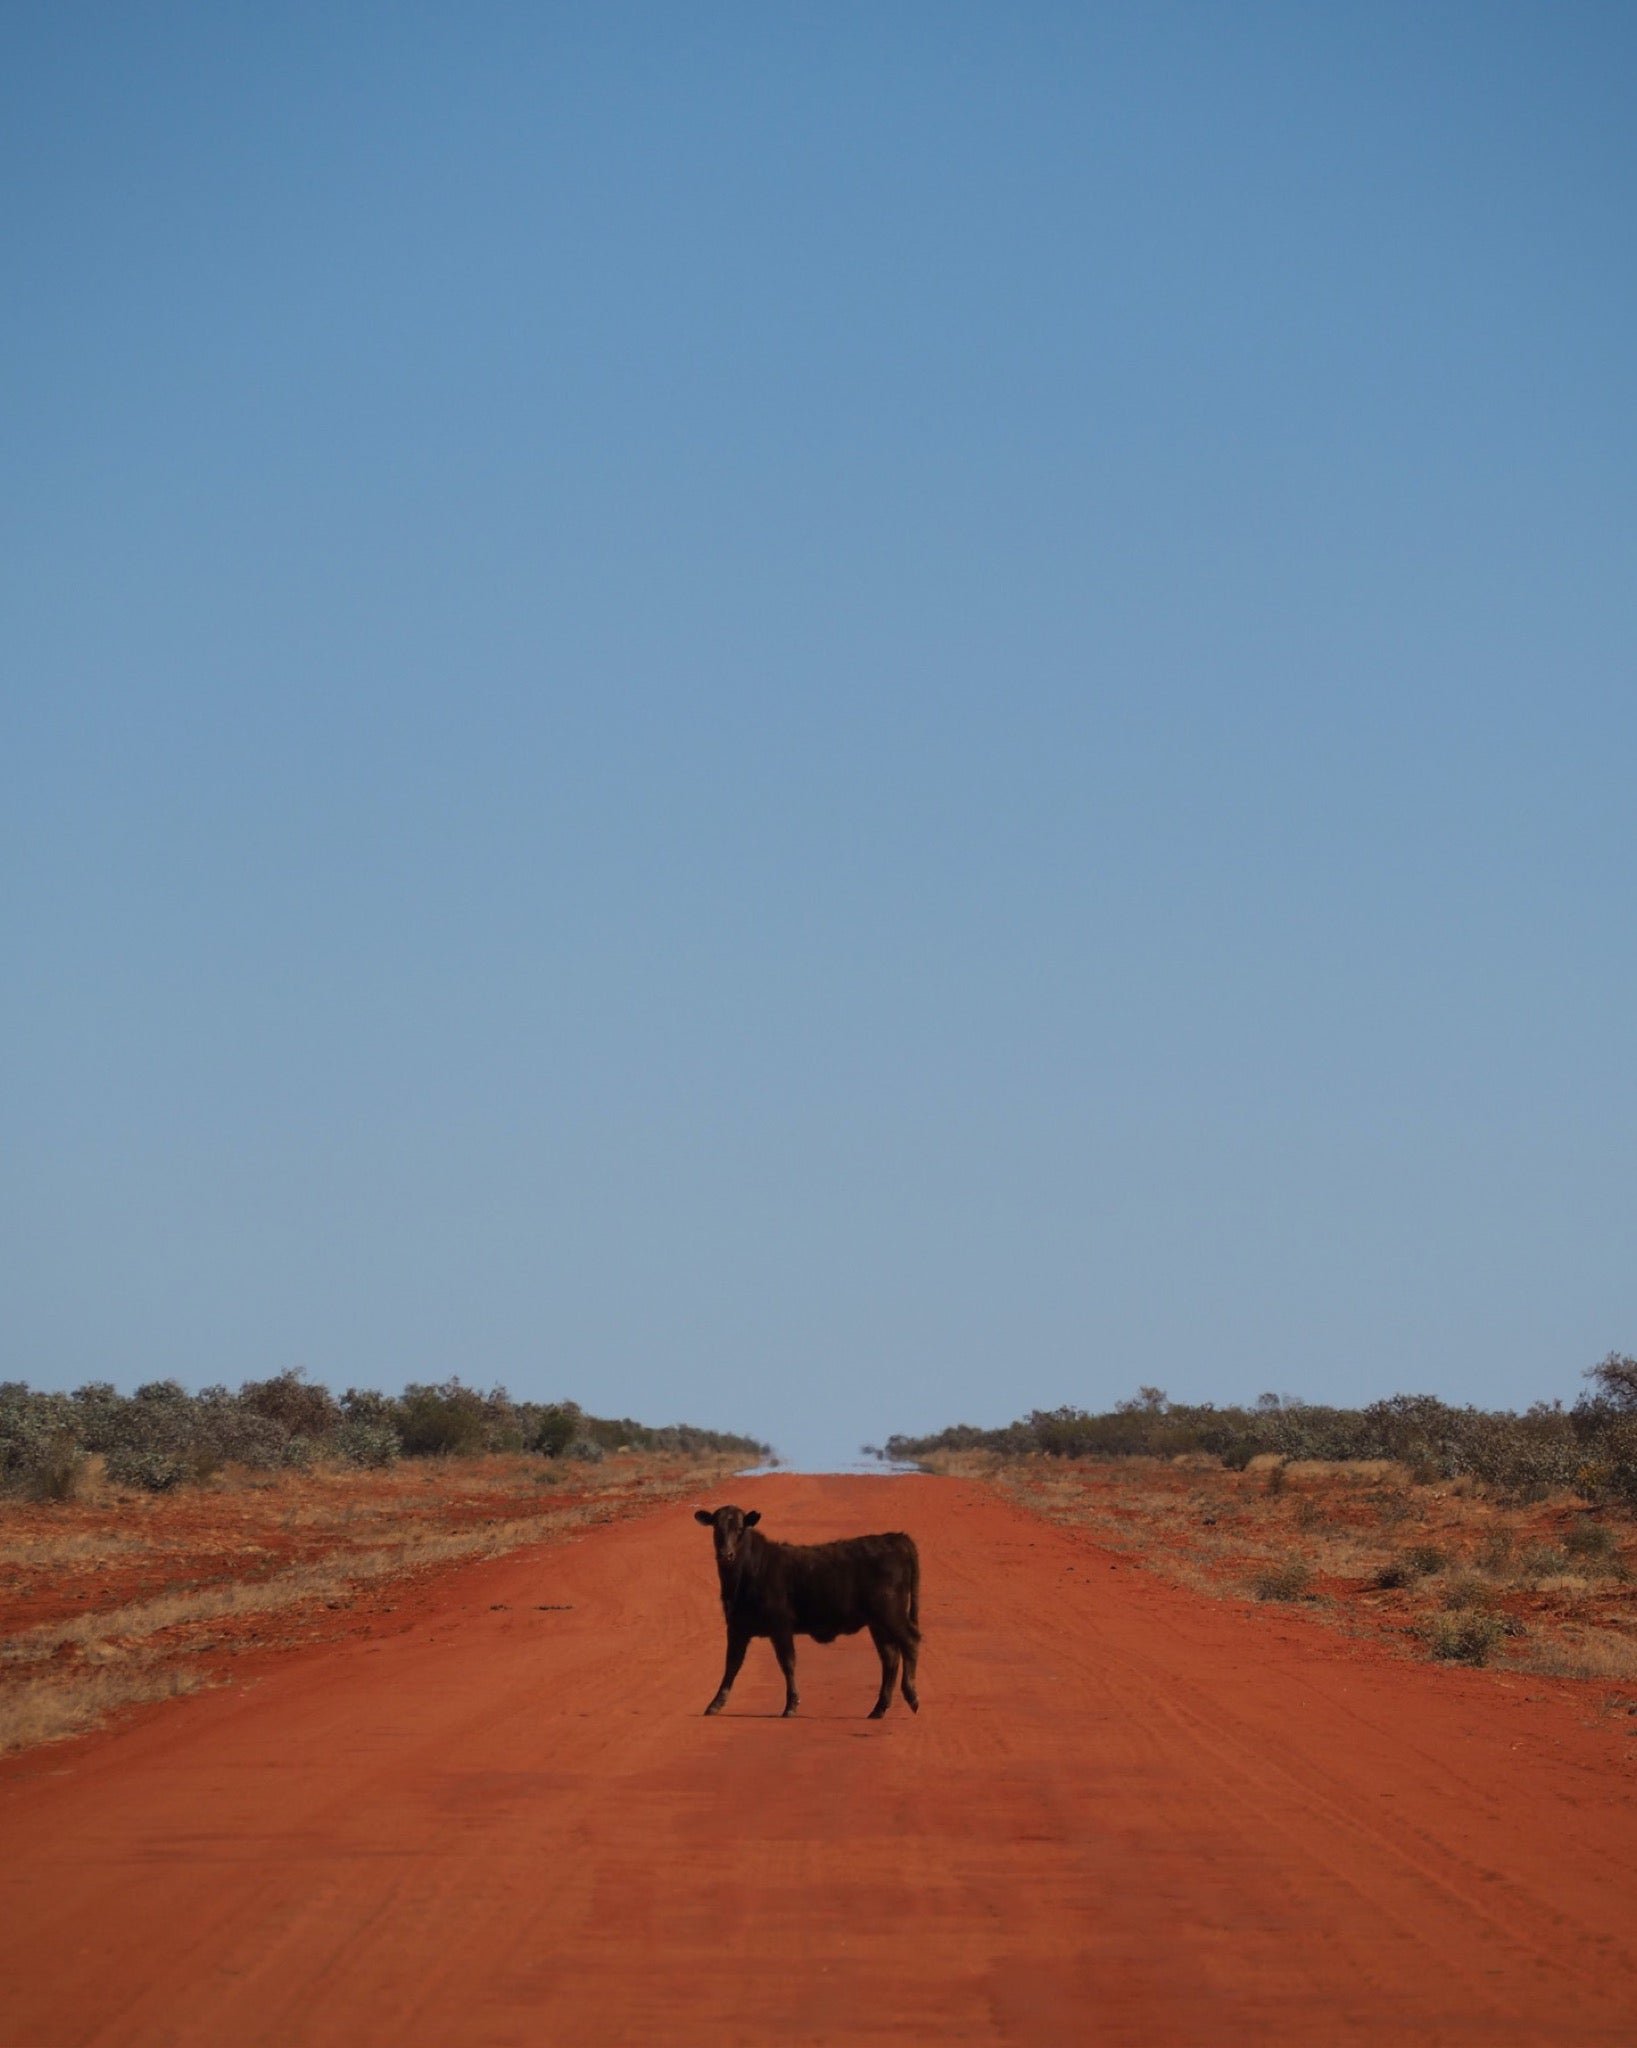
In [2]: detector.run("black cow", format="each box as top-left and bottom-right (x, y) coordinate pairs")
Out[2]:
(694, 1504), (920, 1719)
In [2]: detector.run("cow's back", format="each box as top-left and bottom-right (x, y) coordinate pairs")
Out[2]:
(781, 1531), (918, 1638)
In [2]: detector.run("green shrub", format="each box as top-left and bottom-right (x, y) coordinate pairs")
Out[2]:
(531, 1405), (579, 1458)
(332, 1419), (400, 1466)
(1, 1384), (79, 1494)
(239, 1369), (340, 1440)
(396, 1380), (486, 1458)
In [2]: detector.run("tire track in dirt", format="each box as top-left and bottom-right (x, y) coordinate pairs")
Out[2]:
(2, 1473), (1635, 2046)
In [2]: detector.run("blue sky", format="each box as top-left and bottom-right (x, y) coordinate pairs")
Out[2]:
(3, 6), (1633, 1467)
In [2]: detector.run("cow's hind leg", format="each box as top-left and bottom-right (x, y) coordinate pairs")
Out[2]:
(867, 1624), (901, 1718)
(899, 1627), (920, 1713)
(704, 1626), (750, 1715)
(771, 1629), (800, 1716)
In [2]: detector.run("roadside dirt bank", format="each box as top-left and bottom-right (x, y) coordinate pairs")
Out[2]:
(0, 1453), (740, 1753)
(3, 1473), (1635, 2045)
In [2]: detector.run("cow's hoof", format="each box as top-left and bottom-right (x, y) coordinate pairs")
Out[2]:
(905, 1695), (920, 1714)
(703, 1700), (724, 1716)
(867, 1704), (888, 1720)
(782, 1704), (799, 1718)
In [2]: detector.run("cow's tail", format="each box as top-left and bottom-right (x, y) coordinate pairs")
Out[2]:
(905, 1538), (921, 1643)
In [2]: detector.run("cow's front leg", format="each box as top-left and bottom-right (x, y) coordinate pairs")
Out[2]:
(704, 1626), (750, 1715)
(771, 1630), (800, 1716)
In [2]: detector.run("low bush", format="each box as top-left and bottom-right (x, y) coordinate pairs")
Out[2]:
(1477, 1529), (1515, 1573)
(531, 1405), (579, 1458)
(21, 1430), (87, 1502)
(1425, 1611), (1506, 1665)
(395, 1382), (489, 1458)
(1440, 1574), (1499, 1612)
(106, 1448), (195, 1493)
(1, 1386), (85, 1499)
(332, 1420), (400, 1467)
(239, 1369), (340, 1439)
(1253, 1559), (1311, 1602)
(1563, 1520), (1617, 1561)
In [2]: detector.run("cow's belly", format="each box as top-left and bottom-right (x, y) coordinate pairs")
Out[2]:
(799, 1612), (868, 1644)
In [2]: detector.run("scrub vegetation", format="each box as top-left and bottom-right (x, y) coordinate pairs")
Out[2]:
(2, 1372), (769, 1498)
(877, 1359), (1637, 1685)
(873, 1355), (1637, 1503)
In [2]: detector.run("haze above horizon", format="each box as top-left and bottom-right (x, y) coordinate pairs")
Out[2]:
(4, 7), (1632, 1470)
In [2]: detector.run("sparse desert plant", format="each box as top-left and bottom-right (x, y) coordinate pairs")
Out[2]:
(1264, 1460), (1288, 1497)
(18, 1430), (87, 1502)
(105, 1447), (194, 1493)
(1563, 1520), (1618, 1562)
(1518, 1542), (1566, 1580)
(1477, 1528), (1516, 1573)
(1511, 1629), (1637, 1684)
(1404, 1544), (1447, 1577)
(1425, 1610), (1506, 1665)
(1440, 1574), (1499, 1612)
(1253, 1558), (1310, 1601)
(1378, 1545), (1446, 1586)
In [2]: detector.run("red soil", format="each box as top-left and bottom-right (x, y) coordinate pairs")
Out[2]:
(3, 1473), (1636, 2045)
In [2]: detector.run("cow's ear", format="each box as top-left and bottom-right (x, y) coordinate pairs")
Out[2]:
(743, 1510), (761, 1527)
(694, 1509), (715, 1526)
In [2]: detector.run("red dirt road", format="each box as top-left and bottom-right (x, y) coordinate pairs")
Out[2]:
(4, 1474), (1636, 2046)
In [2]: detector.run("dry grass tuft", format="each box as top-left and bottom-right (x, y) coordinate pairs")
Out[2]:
(1252, 1559), (1312, 1602)
(1440, 1573), (1501, 1612)
(0, 1661), (205, 1753)
(1509, 1629), (1637, 1683)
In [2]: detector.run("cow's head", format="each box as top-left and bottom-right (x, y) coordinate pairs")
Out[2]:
(694, 1504), (761, 1564)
